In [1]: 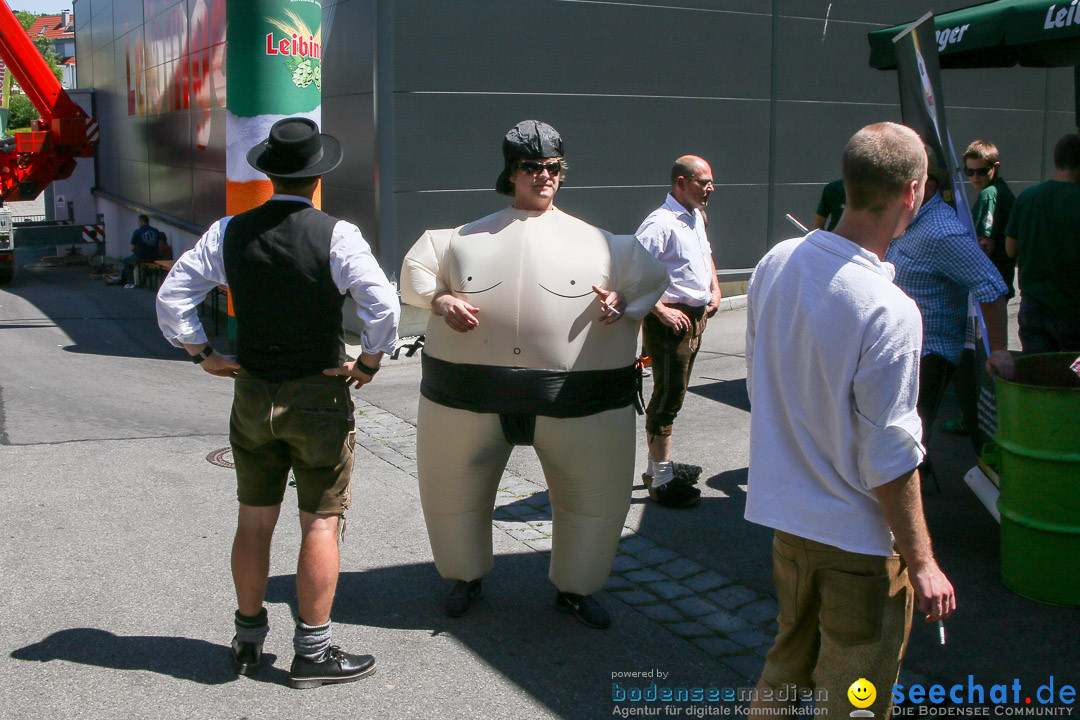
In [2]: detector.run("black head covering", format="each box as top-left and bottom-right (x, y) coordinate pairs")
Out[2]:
(495, 120), (564, 196)
(246, 117), (342, 179)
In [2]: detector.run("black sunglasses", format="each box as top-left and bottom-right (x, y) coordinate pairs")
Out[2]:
(518, 160), (562, 175)
(963, 166), (991, 177)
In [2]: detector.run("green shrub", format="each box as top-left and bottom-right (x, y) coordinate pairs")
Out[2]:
(8, 94), (40, 131)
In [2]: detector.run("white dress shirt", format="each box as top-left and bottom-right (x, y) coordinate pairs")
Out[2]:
(635, 193), (715, 306)
(156, 195), (400, 355)
(744, 230), (926, 557)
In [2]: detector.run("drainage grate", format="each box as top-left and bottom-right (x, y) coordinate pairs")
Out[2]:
(206, 447), (234, 468)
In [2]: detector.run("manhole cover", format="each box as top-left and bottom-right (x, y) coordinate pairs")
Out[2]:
(206, 447), (234, 468)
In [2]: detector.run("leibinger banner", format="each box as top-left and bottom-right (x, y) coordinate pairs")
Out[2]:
(225, 0), (324, 215)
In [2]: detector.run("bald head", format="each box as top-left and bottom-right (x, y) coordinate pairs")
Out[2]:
(670, 155), (709, 187)
(842, 122), (927, 214)
(670, 155), (713, 212)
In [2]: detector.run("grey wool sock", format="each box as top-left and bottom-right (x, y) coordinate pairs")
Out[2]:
(293, 620), (332, 661)
(234, 608), (269, 644)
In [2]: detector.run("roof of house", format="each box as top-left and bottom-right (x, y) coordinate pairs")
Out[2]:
(26, 14), (75, 41)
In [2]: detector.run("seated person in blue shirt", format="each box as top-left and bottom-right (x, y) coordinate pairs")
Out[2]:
(114, 214), (160, 287)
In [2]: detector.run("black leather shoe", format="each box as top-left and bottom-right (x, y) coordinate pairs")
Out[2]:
(231, 636), (263, 676)
(642, 461), (703, 488)
(289, 646), (376, 690)
(648, 481), (701, 508)
(555, 592), (611, 629)
(443, 579), (483, 617)
(672, 461), (703, 483)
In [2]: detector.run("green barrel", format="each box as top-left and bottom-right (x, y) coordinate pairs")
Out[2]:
(995, 352), (1080, 606)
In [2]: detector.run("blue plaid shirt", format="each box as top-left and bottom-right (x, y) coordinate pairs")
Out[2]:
(885, 193), (1007, 363)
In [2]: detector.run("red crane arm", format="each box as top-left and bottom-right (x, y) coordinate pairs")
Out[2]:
(0, 1), (86, 122)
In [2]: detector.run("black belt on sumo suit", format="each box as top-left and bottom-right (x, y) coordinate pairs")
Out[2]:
(420, 354), (643, 445)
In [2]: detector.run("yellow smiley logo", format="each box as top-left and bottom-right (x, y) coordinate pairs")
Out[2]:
(848, 678), (876, 709)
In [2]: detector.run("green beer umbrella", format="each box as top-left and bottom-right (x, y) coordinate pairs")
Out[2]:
(869, 0), (1080, 69)
(869, 0), (1080, 125)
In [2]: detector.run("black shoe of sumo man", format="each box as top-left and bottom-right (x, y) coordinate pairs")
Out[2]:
(555, 592), (611, 629)
(289, 646), (377, 690)
(443, 579), (483, 618)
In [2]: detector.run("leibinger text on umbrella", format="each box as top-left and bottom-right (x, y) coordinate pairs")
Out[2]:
(1044, 2), (1080, 29)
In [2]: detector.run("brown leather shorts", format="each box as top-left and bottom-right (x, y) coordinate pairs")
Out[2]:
(229, 370), (354, 515)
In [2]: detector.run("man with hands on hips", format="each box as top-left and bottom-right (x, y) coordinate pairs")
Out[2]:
(156, 117), (399, 690)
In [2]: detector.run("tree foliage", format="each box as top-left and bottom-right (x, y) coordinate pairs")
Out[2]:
(14, 9), (36, 31)
(33, 36), (66, 84)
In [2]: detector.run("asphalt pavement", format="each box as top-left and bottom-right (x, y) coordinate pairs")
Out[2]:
(0, 263), (1076, 720)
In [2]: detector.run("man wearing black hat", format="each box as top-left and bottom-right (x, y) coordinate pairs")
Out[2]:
(401, 120), (667, 629)
(156, 117), (399, 688)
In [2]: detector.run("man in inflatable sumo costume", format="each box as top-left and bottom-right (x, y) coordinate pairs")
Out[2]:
(401, 120), (668, 629)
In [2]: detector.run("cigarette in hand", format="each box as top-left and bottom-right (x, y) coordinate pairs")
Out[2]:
(937, 620), (946, 646)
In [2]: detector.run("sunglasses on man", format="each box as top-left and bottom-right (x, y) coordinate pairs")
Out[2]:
(518, 160), (563, 175)
(963, 166), (992, 177)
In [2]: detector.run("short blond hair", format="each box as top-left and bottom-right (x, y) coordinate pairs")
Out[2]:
(842, 122), (926, 214)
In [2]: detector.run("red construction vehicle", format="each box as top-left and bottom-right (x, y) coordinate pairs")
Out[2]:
(0, 0), (97, 204)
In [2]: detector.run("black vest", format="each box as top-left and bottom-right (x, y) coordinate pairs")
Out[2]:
(222, 201), (344, 382)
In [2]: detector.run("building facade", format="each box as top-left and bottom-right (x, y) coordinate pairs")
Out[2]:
(72, 0), (1076, 284)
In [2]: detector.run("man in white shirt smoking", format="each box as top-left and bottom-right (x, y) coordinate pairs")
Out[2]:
(744, 122), (955, 716)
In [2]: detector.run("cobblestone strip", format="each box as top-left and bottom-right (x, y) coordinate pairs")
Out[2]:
(352, 400), (775, 679)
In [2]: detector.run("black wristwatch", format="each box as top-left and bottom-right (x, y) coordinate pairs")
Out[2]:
(191, 345), (214, 364)
(356, 360), (380, 376)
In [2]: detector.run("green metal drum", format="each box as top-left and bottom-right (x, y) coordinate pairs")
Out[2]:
(995, 352), (1080, 606)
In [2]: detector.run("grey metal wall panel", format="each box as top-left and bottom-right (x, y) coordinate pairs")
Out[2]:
(392, 0), (772, 98)
(191, 106), (226, 171)
(322, 93), (376, 191)
(118, 159), (150, 206)
(191, 168), (225, 228)
(776, 0), (982, 25)
(774, 15), (900, 106)
(146, 110), (192, 167)
(148, 161), (193, 220)
(114, 0), (142, 43)
(773, 100), (901, 185)
(941, 66), (1049, 111)
(116, 115), (149, 163)
(321, 186), (379, 253)
(389, 94), (770, 193)
(321, 0), (375, 97)
(945, 107), (1055, 185)
(1046, 68), (1076, 112)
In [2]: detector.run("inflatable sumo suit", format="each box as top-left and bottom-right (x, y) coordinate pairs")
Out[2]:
(401, 205), (668, 595)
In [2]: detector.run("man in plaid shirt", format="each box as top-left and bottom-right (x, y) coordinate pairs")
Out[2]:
(884, 149), (1014, 451)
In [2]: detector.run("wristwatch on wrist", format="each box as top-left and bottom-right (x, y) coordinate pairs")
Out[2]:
(191, 345), (214, 364)
(356, 360), (380, 376)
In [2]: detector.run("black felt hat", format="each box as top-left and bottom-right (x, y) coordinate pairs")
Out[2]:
(495, 120), (564, 196)
(247, 117), (342, 178)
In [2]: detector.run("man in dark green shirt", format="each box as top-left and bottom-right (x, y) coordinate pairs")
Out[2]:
(964, 140), (1016, 297)
(812, 179), (845, 232)
(1005, 133), (1080, 353)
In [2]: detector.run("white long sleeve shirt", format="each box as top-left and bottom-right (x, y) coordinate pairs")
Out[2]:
(156, 195), (400, 356)
(744, 230), (926, 557)
(635, 193), (715, 307)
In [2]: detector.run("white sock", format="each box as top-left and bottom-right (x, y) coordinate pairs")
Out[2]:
(649, 460), (674, 488)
